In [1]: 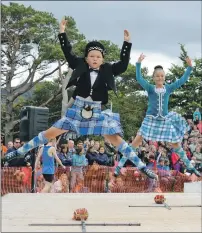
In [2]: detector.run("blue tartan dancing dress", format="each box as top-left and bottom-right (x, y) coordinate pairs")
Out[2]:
(136, 62), (192, 143)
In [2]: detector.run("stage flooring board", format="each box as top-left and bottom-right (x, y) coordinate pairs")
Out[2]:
(2, 193), (202, 232)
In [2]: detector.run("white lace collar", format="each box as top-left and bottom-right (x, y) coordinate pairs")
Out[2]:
(154, 86), (166, 94)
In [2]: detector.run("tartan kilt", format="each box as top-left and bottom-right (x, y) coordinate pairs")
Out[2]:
(138, 112), (189, 143)
(52, 96), (123, 136)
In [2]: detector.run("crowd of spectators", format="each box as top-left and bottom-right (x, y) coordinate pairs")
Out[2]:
(1, 111), (202, 193)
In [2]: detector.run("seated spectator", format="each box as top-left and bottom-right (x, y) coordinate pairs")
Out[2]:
(183, 133), (189, 141)
(197, 121), (202, 134)
(171, 151), (181, 171)
(189, 136), (199, 154)
(149, 140), (158, 149)
(186, 159), (197, 176)
(138, 147), (147, 164)
(190, 125), (200, 138)
(51, 173), (69, 193)
(183, 144), (192, 160)
(193, 146), (202, 169)
(146, 154), (157, 169)
(179, 160), (187, 174)
(72, 178), (88, 193)
(156, 146), (164, 163)
(110, 176), (126, 192)
(148, 144), (158, 159)
(164, 159), (170, 171)
(198, 136), (202, 145)
(157, 158), (165, 170)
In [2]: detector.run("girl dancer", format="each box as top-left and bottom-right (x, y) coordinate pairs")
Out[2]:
(116, 53), (201, 177)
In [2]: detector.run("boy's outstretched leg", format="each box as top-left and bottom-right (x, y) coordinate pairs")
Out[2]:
(4, 127), (68, 162)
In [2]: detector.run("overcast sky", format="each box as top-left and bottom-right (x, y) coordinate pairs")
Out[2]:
(4, 1), (202, 75)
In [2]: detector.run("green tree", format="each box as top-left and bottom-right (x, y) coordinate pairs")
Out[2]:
(116, 63), (149, 94)
(1, 3), (84, 142)
(167, 45), (202, 115)
(109, 92), (147, 140)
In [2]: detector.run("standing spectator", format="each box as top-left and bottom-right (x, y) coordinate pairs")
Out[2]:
(70, 147), (87, 191)
(4, 138), (23, 167)
(83, 138), (90, 152)
(58, 145), (72, 166)
(97, 146), (109, 166)
(1, 137), (7, 158)
(193, 108), (201, 125)
(6, 138), (21, 153)
(93, 141), (100, 152)
(21, 141), (25, 146)
(86, 146), (100, 165)
(7, 141), (13, 150)
(67, 140), (75, 159)
(104, 139), (116, 166)
(90, 140), (95, 147)
(77, 140), (84, 149)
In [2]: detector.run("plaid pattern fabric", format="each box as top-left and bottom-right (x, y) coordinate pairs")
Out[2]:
(116, 142), (145, 170)
(138, 112), (189, 143)
(173, 147), (194, 170)
(52, 97), (123, 136)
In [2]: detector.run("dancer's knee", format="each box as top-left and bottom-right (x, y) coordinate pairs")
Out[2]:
(171, 142), (180, 148)
(132, 135), (143, 147)
(104, 134), (123, 147)
(44, 127), (68, 139)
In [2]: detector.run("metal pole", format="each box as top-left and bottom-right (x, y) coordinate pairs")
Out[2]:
(29, 222), (141, 226)
(81, 220), (86, 232)
(31, 148), (37, 193)
(129, 205), (201, 208)
(105, 167), (110, 193)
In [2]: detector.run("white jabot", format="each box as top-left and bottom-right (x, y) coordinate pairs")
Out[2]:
(89, 66), (99, 87)
(90, 71), (97, 87)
